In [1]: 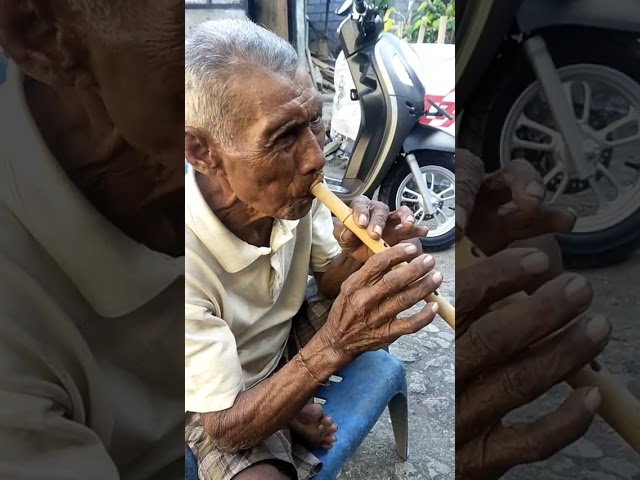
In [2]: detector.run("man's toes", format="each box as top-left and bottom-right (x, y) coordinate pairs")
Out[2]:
(319, 414), (334, 428)
(296, 403), (324, 425)
(323, 434), (336, 444)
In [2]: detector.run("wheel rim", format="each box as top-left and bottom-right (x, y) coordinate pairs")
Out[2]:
(395, 164), (456, 238)
(499, 64), (640, 233)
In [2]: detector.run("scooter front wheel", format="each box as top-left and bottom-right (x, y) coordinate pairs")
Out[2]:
(379, 151), (456, 252)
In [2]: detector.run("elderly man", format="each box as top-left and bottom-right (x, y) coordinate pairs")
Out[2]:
(184, 18), (442, 480)
(0, 1), (184, 478)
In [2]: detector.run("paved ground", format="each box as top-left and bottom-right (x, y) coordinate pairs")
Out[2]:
(338, 245), (456, 480)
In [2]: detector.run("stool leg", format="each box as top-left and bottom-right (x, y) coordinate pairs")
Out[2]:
(388, 392), (409, 460)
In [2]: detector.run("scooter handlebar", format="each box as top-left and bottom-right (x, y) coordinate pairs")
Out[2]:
(354, 0), (367, 14)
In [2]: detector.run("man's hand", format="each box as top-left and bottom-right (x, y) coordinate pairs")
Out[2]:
(456, 149), (576, 255)
(454, 149), (612, 478)
(319, 242), (442, 359)
(456, 248), (611, 479)
(334, 196), (427, 264)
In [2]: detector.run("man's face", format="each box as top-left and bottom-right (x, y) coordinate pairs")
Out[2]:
(85, 1), (184, 162)
(0, 0), (184, 164)
(216, 67), (326, 220)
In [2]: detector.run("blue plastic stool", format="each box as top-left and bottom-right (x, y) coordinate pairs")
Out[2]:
(184, 349), (408, 479)
(309, 349), (408, 479)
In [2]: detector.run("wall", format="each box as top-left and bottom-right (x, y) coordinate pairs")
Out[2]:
(185, 0), (248, 36)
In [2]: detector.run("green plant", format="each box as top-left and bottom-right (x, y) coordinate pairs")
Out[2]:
(384, 0), (455, 43)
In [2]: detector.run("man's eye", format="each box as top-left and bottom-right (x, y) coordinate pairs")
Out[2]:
(311, 115), (323, 127)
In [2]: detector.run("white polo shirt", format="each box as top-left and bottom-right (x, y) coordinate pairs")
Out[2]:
(0, 58), (184, 479)
(185, 167), (342, 414)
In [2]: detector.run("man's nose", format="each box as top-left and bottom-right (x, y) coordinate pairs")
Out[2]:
(298, 130), (326, 175)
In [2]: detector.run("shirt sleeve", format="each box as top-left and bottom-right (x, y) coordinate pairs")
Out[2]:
(0, 257), (119, 479)
(309, 199), (342, 273)
(185, 246), (244, 413)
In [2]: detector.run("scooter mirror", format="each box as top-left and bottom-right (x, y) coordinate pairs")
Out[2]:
(336, 0), (353, 16)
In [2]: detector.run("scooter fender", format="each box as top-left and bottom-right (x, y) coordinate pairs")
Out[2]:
(517, 0), (640, 34)
(403, 124), (455, 154)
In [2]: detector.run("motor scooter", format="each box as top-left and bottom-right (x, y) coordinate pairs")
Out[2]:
(327, 0), (456, 252)
(457, 0), (640, 267)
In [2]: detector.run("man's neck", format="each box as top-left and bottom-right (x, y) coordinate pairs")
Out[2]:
(22, 76), (184, 257)
(195, 171), (274, 248)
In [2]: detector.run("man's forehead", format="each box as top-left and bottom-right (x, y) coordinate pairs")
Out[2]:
(247, 68), (320, 115)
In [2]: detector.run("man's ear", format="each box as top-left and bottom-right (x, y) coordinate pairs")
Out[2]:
(185, 127), (221, 175)
(0, 0), (91, 88)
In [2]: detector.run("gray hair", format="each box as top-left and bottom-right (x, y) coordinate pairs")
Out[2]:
(185, 17), (299, 147)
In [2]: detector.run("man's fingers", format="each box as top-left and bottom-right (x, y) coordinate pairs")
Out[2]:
(481, 387), (599, 471)
(457, 272), (594, 386)
(350, 195), (372, 227)
(457, 312), (610, 437)
(347, 243), (418, 286)
(376, 266), (443, 318)
(455, 149), (485, 237)
(507, 205), (577, 238)
(371, 253), (436, 301)
(455, 248), (552, 324)
(388, 302), (439, 338)
(482, 158), (545, 215)
(388, 206), (416, 229)
(367, 201), (390, 240)
(333, 221), (360, 252)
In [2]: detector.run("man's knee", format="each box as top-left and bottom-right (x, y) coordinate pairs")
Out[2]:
(232, 460), (294, 480)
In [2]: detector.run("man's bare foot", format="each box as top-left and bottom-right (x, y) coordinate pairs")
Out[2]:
(288, 403), (338, 450)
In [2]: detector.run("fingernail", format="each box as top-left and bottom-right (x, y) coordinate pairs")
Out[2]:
(583, 387), (601, 413)
(431, 302), (439, 313)
(404, 244), (418, 254)
(585, 314), (611, 343)
(521, 251), (549, 274)
(359, 214), (368, 226)
(395, 223), (404, 230)
(423, 254), (433, 265)
(318, 425), (325, 432)
(373, 225), (383, 236)
(564, 275), (589, 302)
(406, 215), (415, 223)
(566, 206), (577, 218)
(497, 201), (518, 216)
(525, 181), (545, 199)
(432, 271), (443, 284)
(456, 208), (467, 230)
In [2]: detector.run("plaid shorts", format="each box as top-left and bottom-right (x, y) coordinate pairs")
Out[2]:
(185, 296), (333, 480)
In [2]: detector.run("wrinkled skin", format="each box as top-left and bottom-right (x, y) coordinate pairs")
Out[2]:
(0, 0), (184, 255)
(455, 150), (612, 478)
(186, 66), (327, 242)
(186, 64), (427, 258)
(187, 59), (443, 478)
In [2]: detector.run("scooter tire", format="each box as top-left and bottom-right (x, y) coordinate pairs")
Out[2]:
(379, 151), (456, 252)
(458, 27), (640, 269)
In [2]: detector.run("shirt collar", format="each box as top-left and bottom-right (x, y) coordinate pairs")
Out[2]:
(185, 166), (300, 274)
(0, 58), (184, 318)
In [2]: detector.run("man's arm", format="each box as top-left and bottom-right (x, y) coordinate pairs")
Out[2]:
(313, 252), (363, 299)
(201, 331), (348, 453)
(185, 251), (349, 453)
